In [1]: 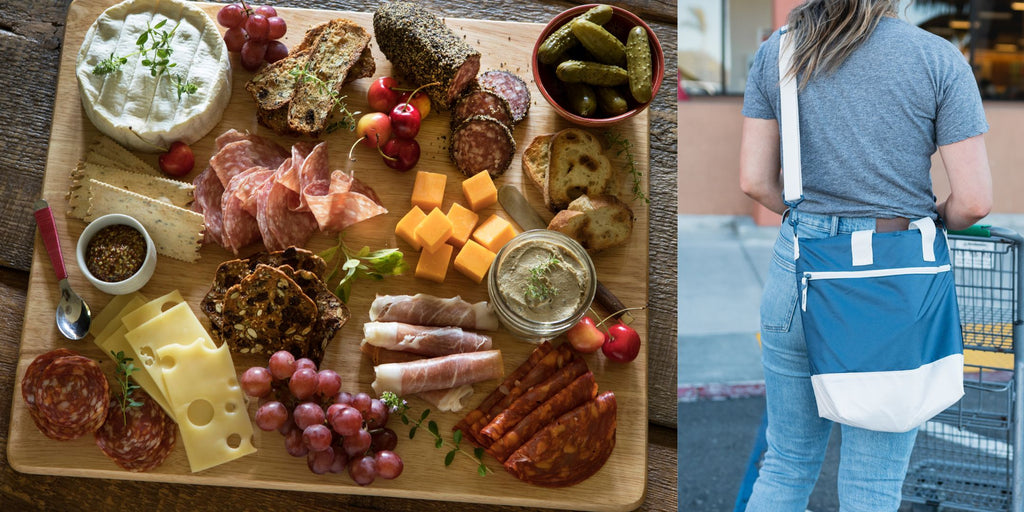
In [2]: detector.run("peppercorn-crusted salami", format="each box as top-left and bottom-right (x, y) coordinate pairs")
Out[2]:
(450, 115), (516, 177)
(503, 391), (616, 487)
(193, 166), (225, 246)
(95, 391), (175, 472)
(373, 2), (481, 109)
(452, 88), (514, 128)
(30, 354), (110, 441)
(478, 70), (531, 124)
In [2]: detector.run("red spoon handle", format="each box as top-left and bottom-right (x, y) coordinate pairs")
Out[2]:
(33, 201), (68, 281)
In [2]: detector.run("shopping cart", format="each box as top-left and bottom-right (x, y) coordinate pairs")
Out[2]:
(902, 226), (1024, 511)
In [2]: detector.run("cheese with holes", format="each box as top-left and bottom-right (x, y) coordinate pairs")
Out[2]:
(90, 291), (146, 338)
(95, 324), (175, 419)
(75, 0), (231, 152)
(124, 301), (217, 402)
(157, 338), (256, 472)
(121, 290), (186, 331)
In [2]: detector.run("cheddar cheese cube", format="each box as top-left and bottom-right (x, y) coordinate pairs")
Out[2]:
(472, 214), (519, 253)
(396, 206), (428, 250)
(454, 240), (497, 284)
(415, 208), (454, 252)
(446, 203), (479, 248)
(461, 171), (498, 211)
(411, 171), (447, 211)
(415, 243), (454, 283)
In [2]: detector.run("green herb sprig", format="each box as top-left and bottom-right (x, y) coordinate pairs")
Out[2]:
(319, 237), (407, 302)
(381, 392), (491, 476)
(605, 130), (649, 204)
(289, 62), (361, 132)
(92, 19), (199, 100)
(111, 350), (143, 425)
(525, 255), (560, 302)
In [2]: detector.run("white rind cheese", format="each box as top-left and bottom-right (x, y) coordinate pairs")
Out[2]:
(76, 0), (231, 152)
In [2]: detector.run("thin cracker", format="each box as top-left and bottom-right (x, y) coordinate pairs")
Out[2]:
(69, 163), (193, 217)
(87, 136), (163, 177)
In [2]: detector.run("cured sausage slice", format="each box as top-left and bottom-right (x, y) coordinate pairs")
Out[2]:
(304, 171), (388, 232)
(193, 166), (225, 246)
(95, 391), (174, 472)
(256, 176), (318, 252)
(276, 142), (315, 195)
(503, 391), (616, 487)
(210, 139), (288, 187)
(478, 70), (531, 124)
(232, 168), (275, 217)
(221, 171), (264, 254)
(452, 89), (513, 128)
(449, 115), (516, 177)
(31, 354), (110, 441)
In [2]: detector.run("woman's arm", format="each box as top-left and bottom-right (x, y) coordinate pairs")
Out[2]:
(738, 117), (787, 215)
(936, 134), (992, 231)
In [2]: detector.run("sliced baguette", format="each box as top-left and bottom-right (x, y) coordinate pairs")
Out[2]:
(521, 134), (552, 193)
(543, 128), (615, 211)
(547, 194), (634, 252)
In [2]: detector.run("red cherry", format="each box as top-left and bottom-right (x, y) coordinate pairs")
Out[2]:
(601, 322), (641, 363)
(380, 137), (420, 172)
(399, 90), (432, 120)
(389, 102), (421, 139)
(367, 76), (402, 113)
(567, 316), (607, 354)
(158, 141), (194, 177)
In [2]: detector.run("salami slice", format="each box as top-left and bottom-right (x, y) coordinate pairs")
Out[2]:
(297, 141), (331, 208)
(215, 129), (280, 150)
(95, 391), (171, 472)
(221, 172), (264, 254)
(488, 371), (598, 462)
(257, 177), (318, 251)
(210, 139), (288, 187)
(276, 142), (315, 195)
(452, 88), (513, 128)
(503, 391), (616, 487)
(478, 70), (531, 124)
(449, 115), (516, 177)
(233, 168), (275, 217)
(193, 166), (225, 246)
(31, 354), (110, 441)
(304, 171), (387, 232)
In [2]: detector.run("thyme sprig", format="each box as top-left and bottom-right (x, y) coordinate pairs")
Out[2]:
(289, 62), (361, 132)
(605, 130), (649, 204)
(525, 255), (560, 302)
(111, 350), (143, 425)
(381, 392), (492, 476)
(92, 19), (199, 100)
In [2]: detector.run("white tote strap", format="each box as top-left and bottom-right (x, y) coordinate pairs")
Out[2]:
(779, 27), (803, 203)
(910, 218), (937, 262)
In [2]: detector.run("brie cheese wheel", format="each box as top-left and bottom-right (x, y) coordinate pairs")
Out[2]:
(76, 0), (231, 152)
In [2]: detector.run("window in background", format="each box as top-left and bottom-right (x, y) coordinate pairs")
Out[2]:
(678, 0), (774, 96)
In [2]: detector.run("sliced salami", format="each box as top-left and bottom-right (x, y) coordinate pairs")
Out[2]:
(297, 141), (331, 209)
(233, 168), (276, 217)
(215, 129), (280, 150)
(210, 139), (288, 187)
(276, 142), (315, 195)
(304, 170), (387, 232)
(95, 392), (170, 472)
(257, 177), (318, 251)
(31, 354), (110, 441)
(221, 173), (264, 254)
(193, 166), (225, 246)
(449, 115), (516, 177)
(478, 70), (531, 123)
(452, 88), (513, 128)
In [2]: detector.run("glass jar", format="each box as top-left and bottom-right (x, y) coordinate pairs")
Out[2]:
(487, 230), (597, 341)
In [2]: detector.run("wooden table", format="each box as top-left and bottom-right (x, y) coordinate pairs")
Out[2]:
(0, 1), (677, 510)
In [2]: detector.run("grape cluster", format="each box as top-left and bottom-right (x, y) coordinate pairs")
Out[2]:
(216, 2), (289, 71)
(241, 351), (404, 485)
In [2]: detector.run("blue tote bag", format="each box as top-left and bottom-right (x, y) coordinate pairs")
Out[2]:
(778, 29), (964, 433)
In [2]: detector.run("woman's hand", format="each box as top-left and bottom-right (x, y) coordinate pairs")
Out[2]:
(739, 117), (787, 214)
(937, 134), (992, 231)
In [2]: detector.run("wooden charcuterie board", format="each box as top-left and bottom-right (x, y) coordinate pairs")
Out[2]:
(7, 1), (650, 510)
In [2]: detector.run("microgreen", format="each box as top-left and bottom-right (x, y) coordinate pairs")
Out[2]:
(91, 19), (199, 99)
(381, 392), (491, 476)
(319, 236), (407, 303)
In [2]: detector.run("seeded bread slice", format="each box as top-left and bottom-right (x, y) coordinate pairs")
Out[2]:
(220, 264), (319, 357)
(543, 128), (615, 211)
(522, 134), (552, 193)
(547, 194), (634, 252)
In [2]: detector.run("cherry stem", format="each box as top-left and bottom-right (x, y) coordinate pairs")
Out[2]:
(347, 135), (367, 161)
(594, 306), (645, 328)
(376, 144), (397, 162)
(392, 81), (443, 98)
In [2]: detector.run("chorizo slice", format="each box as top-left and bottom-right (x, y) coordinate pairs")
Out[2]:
(32, 354), (110, 441)
(95, 391), (170, 472)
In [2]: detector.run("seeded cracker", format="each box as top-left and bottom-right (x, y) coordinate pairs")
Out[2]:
(277, 265), (350, 363)
(220, 264), (319, 358)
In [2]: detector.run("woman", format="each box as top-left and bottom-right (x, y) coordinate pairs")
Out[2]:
(739, 0), (992, 510)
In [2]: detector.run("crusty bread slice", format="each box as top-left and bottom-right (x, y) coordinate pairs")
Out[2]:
(547, 194), (634, 252)
(543, 128), (615, 211)
(522, 134), (552, 193)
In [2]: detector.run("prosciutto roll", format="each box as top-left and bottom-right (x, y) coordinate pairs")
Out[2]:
(371, 350), (504, 395)
(418, 385), (475, 413)
(362, 322), (492, 357)
(369, 294), (500, 331)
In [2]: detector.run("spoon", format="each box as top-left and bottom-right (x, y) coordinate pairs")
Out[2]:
(33, 199), (92, 340)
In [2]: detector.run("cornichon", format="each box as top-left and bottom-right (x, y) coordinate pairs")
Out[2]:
(564, 82), (597, 116)
(595, 87), (629, 115)
(626, 26), (653, 103)
(556, 60), (628, 87)
(537, 4), (613, 65)
(571, 19), (626, 67)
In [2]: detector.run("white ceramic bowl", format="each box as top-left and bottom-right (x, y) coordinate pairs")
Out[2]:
(76, 214), (157, 295)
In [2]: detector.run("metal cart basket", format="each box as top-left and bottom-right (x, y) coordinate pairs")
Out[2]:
(903, 227), (1024, 511)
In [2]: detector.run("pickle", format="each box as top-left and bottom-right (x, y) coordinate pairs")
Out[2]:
(626, 26), (653, 103)
(564, 82), (597, 117)
(537, 5), (614, 65)
(571, 19), (626, 67)
(595, 87), (629, 116)
(555, 60), (629, 87)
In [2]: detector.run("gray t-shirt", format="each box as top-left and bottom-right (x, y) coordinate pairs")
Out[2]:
(742, 17), (988, 219)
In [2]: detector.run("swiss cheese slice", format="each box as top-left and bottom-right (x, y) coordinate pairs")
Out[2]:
(121, 290), (186, 331)
(95, 324), (175, 419)
(90, 291), (146, 338)
(124, 301), (216, 402)
(157, 338), (256, 472)
(75, 0), (231, 152)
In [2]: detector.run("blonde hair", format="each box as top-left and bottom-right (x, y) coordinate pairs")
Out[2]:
(785, 0), (899, 89)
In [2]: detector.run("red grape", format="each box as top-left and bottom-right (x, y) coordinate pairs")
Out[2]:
(307, 446), (334, 474)
(302, 424), (333, 452)
(365, 399), (389, 429)
(293, 401), (325, 429)
(295, 358), (317, 372)
(245, 14), (270, 42)
(375, 450), (403, 480)
(284, 428), (308, 457)
(348, 455), (377, 486)
(289, 368), (318, 400)
(389, 102), (422, 139)
(254, 5), (278, 17)
(278, 416), (296, 436)
(240, 366), (273, 398)
(333, 391), (353, 406)
(351, 392), (372, 418)
(254, 401), (289, 431)
(268, 351), (296, 380)
(330, 449), (349, 474)
(240, 40), (267, 71)
(265, 40), (288, 63)
(267, 16), (287, 40)
(342, 428), (372, 458)
(316, 369), (342, 398)
(223, 27), (246, 53)
(217, 4), (245, 28)
(370, 427), (398, 452)
(328, 404), (363, 437)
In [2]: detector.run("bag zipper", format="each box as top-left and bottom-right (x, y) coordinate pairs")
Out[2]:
(800, 265), (951, 311)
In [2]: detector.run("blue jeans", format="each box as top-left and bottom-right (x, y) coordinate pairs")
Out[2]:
(745, 210), (918, 512)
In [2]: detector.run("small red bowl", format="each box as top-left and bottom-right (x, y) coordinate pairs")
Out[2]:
(532, 4), (665, 127)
